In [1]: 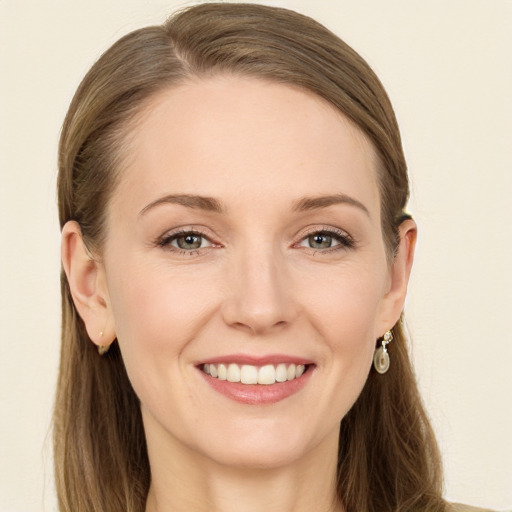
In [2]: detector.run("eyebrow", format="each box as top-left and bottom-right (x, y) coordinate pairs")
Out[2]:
(139, 194), (226, 216)
(292, 194), (370, 216)
(139, 192), (369, 217)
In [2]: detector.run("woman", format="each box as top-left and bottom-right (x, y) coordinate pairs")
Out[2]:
(54, 3), (492, 512)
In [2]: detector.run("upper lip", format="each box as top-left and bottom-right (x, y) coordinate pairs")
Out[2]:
(196, 354), (314, 366)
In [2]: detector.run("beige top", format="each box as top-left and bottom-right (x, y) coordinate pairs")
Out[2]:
(450, 503), (505, 512)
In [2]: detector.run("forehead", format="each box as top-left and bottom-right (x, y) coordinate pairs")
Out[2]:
(112, 75), (381, 219)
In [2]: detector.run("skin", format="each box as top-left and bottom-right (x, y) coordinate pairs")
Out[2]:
(62, 76), (416, 512)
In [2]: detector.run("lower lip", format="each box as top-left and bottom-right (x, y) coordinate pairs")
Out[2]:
(198, 366), (313, 405)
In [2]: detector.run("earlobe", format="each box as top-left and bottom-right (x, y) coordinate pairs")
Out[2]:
(61, 221), (115, 347)
(377, 219), (417, 333)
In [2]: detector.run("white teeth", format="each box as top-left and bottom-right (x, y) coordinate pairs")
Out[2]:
(240, 365), (258, 384)
(258, 365), (276, 385)
(203, 362), (308, 385)
(217, 363), (227, 380)
(275, 363), (288, 382)
(287, 363), (296, 381)
(226, 363), (241, 383)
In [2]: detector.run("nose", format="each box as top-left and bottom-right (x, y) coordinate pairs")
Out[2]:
(221, 244), (298, 336)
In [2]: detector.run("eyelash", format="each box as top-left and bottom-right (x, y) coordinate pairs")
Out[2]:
(156, 226), (355, 256)
(296, 226), (355, 253)
(156, 229), (215, 256)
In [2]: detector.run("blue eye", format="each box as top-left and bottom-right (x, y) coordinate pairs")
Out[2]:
(305, 233), (338, 249)
(159, 231), (213, 252)
(173, 233), (207, 250)
(298, 229), (354, 251)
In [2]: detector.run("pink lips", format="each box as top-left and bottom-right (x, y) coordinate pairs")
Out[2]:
(198, 354), (313, 367)
(197, 354), (314, 405)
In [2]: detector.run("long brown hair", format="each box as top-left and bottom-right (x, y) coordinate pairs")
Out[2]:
(55, 3), (445, 511)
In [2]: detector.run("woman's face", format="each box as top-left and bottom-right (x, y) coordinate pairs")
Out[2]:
(100, 76), (408, 468)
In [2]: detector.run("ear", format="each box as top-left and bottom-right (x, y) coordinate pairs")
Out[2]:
(376, 219), (417, 336)
(61, 221), (116, 348)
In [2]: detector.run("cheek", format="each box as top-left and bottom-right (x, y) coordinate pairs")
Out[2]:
(105, 262), (218, 394)
(300, 263), (386, 409)
(108, 259), (213, 344)
(303, 261), (387, 347)
(105, 264), (221, 440)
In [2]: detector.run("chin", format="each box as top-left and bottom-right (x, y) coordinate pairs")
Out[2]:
(205, 441), (308, 470)
(192, 417), (334, 470)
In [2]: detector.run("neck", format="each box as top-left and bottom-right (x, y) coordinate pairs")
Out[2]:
(144, 420), (344, 512)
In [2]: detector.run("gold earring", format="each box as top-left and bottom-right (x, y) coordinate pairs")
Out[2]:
(373, 330), (393, 374)
(97, 331), (111, 356)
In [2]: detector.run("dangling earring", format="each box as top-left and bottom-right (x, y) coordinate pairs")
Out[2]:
(373, 330), (393, 374)
(97, 331), (111, 356)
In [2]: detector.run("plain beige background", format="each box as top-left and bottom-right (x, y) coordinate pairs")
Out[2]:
(1, 0), (511, 510)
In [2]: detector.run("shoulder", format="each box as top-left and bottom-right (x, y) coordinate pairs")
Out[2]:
(449, 503), (503, 512)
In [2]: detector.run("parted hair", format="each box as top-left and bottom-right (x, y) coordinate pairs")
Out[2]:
(55, 3), (446, 512)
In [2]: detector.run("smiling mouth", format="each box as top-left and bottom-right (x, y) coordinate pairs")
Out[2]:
(201, 363), (309, 385)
